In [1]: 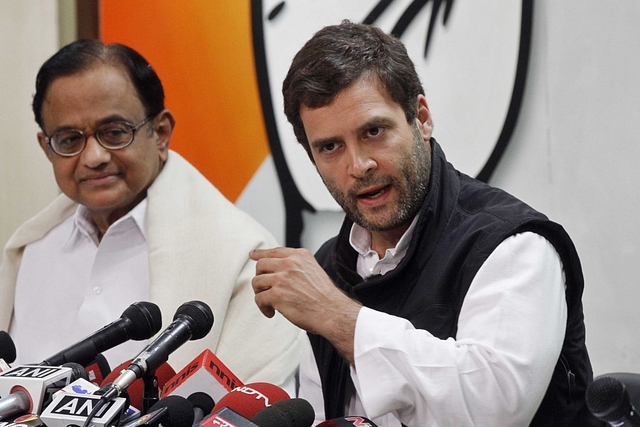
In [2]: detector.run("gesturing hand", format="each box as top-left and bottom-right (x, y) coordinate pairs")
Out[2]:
(250, 247), (362, 363)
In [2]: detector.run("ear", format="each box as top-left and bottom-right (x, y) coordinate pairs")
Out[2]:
(153, 109), (175, 162)
(37, 132), (54, 162)
(415, 94), (433, 141)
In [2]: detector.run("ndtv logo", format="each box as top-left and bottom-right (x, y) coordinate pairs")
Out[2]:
(0, 366), (63, 379)
(231, 386), (269, 406)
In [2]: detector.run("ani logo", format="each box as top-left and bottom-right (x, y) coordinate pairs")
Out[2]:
(252, 0), (532, 246)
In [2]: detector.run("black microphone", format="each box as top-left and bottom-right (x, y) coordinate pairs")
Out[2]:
(61, 362), (90, 382)
(0, 364), (85, 420)
(251, 398), (315, 427)
(41, 301), (162, 367)
(188, 392), (215, 424)
(586, 374), (640, 426)
(148, 395), (194, 427)
(0, 331), (17, 364)
(102, 301), (214, 401)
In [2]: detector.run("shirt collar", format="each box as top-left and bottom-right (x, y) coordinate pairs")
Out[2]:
(63, 198), (148, 249)
(349, 214), (419, 264)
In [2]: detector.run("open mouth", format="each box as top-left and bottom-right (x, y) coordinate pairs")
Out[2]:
(358, 185), (390, 200)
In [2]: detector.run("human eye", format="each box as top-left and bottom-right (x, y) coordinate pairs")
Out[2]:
(364, 126), (384, 138)
(53, 131), (83, 151)
(319, 141), (339, 153)
(98, 122), (130, 145)
(312, 138), (342, 155)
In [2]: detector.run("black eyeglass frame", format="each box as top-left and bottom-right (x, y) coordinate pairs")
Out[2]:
(45, 115), (154, 157)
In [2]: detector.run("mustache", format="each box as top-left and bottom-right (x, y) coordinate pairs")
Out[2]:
(347, 174), (394, 198)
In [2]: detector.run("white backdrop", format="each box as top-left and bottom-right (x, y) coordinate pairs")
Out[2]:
(2, 0), (640, 377)
(239, 0), (640, 377)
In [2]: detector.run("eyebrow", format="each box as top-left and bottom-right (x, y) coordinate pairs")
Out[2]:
(49, 114), (138, 134)
(310, 136), (342, 151)
(356, 116), (395, 134)
(309, 116), (396, 151)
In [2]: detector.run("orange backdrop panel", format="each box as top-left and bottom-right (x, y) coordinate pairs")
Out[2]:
(100, 0), (269, 202)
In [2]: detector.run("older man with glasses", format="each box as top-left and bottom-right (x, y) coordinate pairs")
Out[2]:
(0, 40), (303, 391)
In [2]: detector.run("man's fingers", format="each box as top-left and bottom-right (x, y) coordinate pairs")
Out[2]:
(250, 247), (313, 261)
(254, 285), (276, 318)
(250, 247), (290, 260)
(251, 274), (273, 293)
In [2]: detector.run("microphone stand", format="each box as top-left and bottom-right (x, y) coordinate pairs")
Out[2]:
(142, 372), (160, 415)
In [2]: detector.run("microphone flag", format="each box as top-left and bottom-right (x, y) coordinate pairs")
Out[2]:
(161, 349), (241, 405)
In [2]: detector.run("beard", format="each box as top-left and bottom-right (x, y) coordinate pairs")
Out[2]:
(322, 124), (431, 232)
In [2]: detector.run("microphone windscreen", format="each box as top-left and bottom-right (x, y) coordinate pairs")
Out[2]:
(0, 331), (16, 363)
(124, 302), (163, 340)
(101, 359), (176, 409)
(149, 395), (194, 427)
(62, 362), (90, 382)
(212, 382), (290, 419)
(251, 398), (315, 427)
(174, 301), (214, 340)
(188, 391), (215, 413)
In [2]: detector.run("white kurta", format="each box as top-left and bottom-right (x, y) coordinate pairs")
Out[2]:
(300, 232), (567, 427)
(0, 150), (305, 387)
(11, 200), (151, 367)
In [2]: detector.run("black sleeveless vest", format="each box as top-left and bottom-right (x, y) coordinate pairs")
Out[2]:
(311, 140), (603, 426)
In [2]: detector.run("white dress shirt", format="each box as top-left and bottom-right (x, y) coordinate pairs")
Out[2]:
(11, 200), (150, 368)
(299, 231), (567, 427)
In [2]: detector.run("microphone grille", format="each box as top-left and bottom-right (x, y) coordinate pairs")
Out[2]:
(251, 398), (315, 427)
(125, 301), (163, 340)
(149, 395), (194, 427)
(586, 375), (628, 421)
(187, 391), (215, 414)
(174, 301), (214, 340)
(0, 330), (17, 363)
(62, 361), (90, 381)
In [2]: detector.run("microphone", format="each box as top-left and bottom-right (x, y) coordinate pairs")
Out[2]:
(120, 405), (168, 427)
(85, 354), (111, 385)
(2, 413), (47, 427)
(40, 390), (128, 427)
(62, 362), (90, 383)
(41, 301), (162, 367)
(52, 377), (140, 423)
(0, 365), (77, 420)
(148, 395), (195, 427)
(587, 374), (640, 426)
(211, 382), (290, 419)
(101, 359), (176, 410)
(251, 398), (315, 427)
(162, 349), (242, 406)
(199, 408), (259, 427)
(0, 331), (17, 364)
(102, 301), (214, 402)
(188, 392), (214, 424)
(317, 417), (379, 427)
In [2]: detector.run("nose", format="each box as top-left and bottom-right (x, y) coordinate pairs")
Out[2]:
(80, 134), (111, 168)
(346, 144), (376, 178)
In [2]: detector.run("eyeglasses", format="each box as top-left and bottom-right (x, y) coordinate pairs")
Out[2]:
(45, 116), (153, 157)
